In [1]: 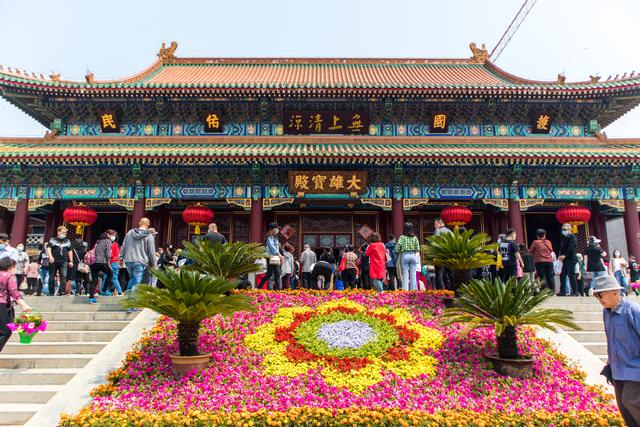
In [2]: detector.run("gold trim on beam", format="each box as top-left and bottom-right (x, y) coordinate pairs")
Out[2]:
(360, 198), (392, 210)
(0, 199), (17, 211)
(28, 198), (55, 211)
(226, 198), (252, 210)
(483, 198), (508, 211)
(519, 199), (545, 211)
(145, 198), (172, 210)
(598, 199), (625, 212)
(109, 198), (135, 211)
(263, 198), (294, 210)
(403, 198), (429, 210)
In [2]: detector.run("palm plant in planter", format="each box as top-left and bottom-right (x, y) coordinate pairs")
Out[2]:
(441, 276), (579, 378)
(422, 228), (497, 296)
(122, 268), (255, 374)
(182, 240), (267, 280)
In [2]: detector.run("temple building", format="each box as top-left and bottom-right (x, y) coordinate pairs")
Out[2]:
(0, 42), (639, 257)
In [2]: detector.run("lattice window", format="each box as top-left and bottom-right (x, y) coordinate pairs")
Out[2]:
(233, 214), (249, 243)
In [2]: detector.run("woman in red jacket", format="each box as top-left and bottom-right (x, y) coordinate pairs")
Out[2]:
(366, 233), (386, 293)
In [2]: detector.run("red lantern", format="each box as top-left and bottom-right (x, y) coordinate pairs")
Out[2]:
(556, 204), (591, 233)
(63, 204), (98, 235)
(440, 205), (472, 228)
(182, 204), (214, 235)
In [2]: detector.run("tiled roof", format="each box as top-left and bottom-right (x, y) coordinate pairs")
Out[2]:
(0, 136), (638, 166)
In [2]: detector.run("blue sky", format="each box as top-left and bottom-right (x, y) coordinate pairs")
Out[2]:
(0, 0), (638, 137)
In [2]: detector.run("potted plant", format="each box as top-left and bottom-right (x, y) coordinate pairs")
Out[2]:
(8, 310), (48, 344)
(422, 228), (497, 297)
(441, 276), (579, 378)
(181, 240), (267, 281)
(122, 268), (255, 374)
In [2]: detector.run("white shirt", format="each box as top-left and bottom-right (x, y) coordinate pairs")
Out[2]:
(611, 257), (626, 273)
(0, 245), (19, 262)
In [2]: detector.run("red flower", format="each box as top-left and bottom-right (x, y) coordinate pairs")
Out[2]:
(395, 325), (420, 344)
(383, 346), (410, 361)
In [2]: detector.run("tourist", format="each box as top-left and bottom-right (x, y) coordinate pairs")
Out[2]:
(311, 260), (333, 290)
(519, 243), (536, 287)
(583, 235), (607, 296)
(281, 243), (295, 290)
(498, 228), (522, 282)
(396, 222), (420, 291)
(299, 244), (316, 289)
(14, 243), (28, 289)
(119, 217), (157, 294)
(0, 257), (31, 353)
(341, 245), (358, 289)
(433, 218), (452, 290)
(529, 229), (555, 290)
(46, 226), (73, 296)
(259, 222), (283, 291)
(357, 244), (370, 290)
(576, 253), (586, 297)
(558, 223), (578, 296)
(594, 275), (640, 426)
(385, 234), (398, 291)
(320, 246), (336, 267)
(36, 244), (50, 295)
(100, 230), (122, 296)
(629, 255), (640, 296)
(0, 233), (18, 262)
(24, 256), (39, 295)
(366, 233), (386, 293)
(89, 232), (113, 304)
(205, 223), (226, 244)
(70, 238), (88, 296)
(609, 249), (630, 295)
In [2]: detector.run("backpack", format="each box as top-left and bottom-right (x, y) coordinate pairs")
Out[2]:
(84, 248), (96, 266)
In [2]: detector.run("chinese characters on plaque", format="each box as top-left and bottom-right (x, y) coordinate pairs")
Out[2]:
(531, 114), (552, 134)
(203, 112), (224, 133)
(288, 171), (368, 194)
(99, 111), (119, 133)
(429, 112), (449, 133)
(283, 111), (369, 135)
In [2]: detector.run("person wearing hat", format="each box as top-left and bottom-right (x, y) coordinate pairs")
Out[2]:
(594, 275), (640, 426)
(258, 222), (283, 290)
(584, 236), (607, 296)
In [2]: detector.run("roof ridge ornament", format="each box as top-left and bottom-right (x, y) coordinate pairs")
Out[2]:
(85, 72), (94, 84)
(556, 73), (566, 84)
(589, 75), (601, 83)
(469, 42), (488, 63)
(158, 41), (178, 64)
(49, 73), (61, 81)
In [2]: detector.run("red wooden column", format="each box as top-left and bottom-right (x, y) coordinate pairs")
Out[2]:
(249, 198), (264, 243)
(392, 198), (404, 238)
(507, 199), (525, 244)
(131, 198), (146, 228)
(588, 204), (609, 253)
(0, 207), (10, 234)
(623, 199), (640, 258)
(10, 198), (29, 246)
(43, 201), (60, 241)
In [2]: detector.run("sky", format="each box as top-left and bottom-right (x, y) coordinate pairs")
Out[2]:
(0, 0), (638, 137)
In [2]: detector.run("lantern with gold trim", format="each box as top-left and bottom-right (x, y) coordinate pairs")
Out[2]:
(440, 205), (472, 228)
(182, 204), (214, 235)
(63, 204), (98, 235)
(556, 204), (591, 233)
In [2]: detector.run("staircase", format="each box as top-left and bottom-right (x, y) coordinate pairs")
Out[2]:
(542, 295), (640, 363)
(0, 296), (137, 426)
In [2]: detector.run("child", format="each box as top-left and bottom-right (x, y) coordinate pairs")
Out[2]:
(629, 255), (640, 296)
(24, 256), (40, 296)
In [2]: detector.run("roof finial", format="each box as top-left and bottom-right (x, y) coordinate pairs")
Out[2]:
(49, 73), (61, 81)
(556, 73), (566, 84)
(589, 75), (600, 83)
(469, 42), (488, 63)
(85, 72), (94, 83)
(631, 71), (636, 78)
(158, 41), (178, 63)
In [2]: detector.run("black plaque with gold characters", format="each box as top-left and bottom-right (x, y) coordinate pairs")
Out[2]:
(283, 111), (369, 135)
(203, 112), (224, 133)
(429, 112), (449, 134)
(99, 111), (119, 133)
(288, 171), (368, 194)
(531, 113), (553, 134)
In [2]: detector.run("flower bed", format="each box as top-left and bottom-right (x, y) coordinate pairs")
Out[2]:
(61, 290), (623, 426)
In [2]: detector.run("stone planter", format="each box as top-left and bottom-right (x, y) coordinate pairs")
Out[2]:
(486, 353), (534, 378)
(170, 353), (211, 375)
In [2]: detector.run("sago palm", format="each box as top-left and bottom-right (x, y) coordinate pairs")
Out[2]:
(122, 268), (254, 356)
(422, 228), (497, 292)
(182, 240), (267, 279)
(441, 276), (579, 359)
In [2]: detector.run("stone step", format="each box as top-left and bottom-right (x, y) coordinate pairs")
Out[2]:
(46, 320), (131, 331)
(567, 312), (603, 321)
(19, 303), (127, 312)
(0, 403), (43, 425)
(582, 342), (608, 354)
(0, 368), (80, 385)
(541, 304), (603, 312)
(599, 356), (608, 363)
(558, 320), (603, 331)
(36, 311), (136, 321)
(23, 296), (124, 305)
(569, 330), (607, 342)
(1, 342), (108, 355)
(0, 354), (93, 369)
(8, 331), (118, 343)
(0, 385), (63, 404)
